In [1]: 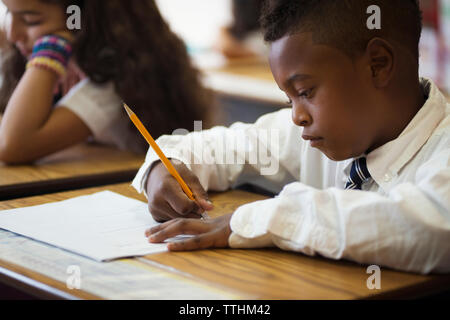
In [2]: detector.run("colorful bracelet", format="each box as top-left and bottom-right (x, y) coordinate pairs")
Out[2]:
(26, 57), (67, 77)
(26, 35), (73, 78)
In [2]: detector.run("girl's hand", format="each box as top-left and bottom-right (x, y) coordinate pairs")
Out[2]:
(145, 213), (233, 251)
(52, 30), (75, 43)
(56, 59), (86, 96)
(36, 31), (82, 96)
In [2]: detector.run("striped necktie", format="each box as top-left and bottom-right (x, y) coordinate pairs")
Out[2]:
(345, 157), (372, 190)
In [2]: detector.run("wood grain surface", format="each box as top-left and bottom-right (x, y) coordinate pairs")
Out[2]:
(0, 183), (449, 299)
(0, 143), (144, 200)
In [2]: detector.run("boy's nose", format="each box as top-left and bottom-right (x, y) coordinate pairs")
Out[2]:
(292, 103), (312, 127)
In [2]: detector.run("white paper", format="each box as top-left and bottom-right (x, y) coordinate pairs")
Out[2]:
(0, 191), (177, 261)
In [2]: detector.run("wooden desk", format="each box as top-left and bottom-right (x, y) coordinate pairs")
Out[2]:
(1, 182), (449, 300)
(0, 143), (144, 200)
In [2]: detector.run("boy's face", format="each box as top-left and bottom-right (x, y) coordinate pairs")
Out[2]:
(269, 32), (379, 161)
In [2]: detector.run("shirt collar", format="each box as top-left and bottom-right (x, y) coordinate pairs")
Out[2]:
(365, 78), (447, 188)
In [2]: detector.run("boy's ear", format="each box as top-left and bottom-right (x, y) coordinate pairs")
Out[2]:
(365, 37), (394, 88)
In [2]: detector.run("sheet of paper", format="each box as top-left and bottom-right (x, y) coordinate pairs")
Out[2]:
(0, 191), (180, 261)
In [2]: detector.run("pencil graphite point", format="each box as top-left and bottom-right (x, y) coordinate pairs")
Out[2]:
(201, 212), (210, 220)
(123, 103), (134, 117)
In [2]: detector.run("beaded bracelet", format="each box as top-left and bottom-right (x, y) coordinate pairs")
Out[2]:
(26, 35), (73, 78)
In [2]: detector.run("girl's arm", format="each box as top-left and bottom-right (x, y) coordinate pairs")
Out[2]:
(0, 35), (92, 164)
(0, 66), (92, 163)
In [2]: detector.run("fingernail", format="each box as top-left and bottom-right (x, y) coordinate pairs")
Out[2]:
(206, 199), (213, 205)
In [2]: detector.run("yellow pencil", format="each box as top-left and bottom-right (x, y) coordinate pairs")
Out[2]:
(123, 103), (209, 219)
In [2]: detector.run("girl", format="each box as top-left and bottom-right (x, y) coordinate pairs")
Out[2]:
(0, 0), (214, 163)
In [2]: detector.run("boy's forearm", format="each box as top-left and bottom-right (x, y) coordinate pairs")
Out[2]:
(133, 109), (300, 196)
(229, 176), (450, 274)
(133, 127), (249, 195)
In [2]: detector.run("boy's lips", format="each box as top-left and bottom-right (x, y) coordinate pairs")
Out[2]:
(302, 135), (322, 141)
(302, 135), (324, 147)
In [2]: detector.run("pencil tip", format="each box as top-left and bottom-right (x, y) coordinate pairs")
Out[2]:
(123, 103), (134, 117)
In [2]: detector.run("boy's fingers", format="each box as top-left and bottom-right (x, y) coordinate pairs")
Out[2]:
(145, 211), (203, 238)
(196, 198), (214, 211)
(147, 219), (210, 243)
(167, 232), (227, 251)
(149, 199), (186, 222)
(165, 179), (200, 216)
(184, 212), (205, 219)
(167, 234), (213, 251)
(145, 219), (178, 237)
(188, 176), (214, 212)
(165, 160), (213, 213)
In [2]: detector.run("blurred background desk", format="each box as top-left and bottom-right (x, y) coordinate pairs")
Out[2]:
(0, 143), (144, 200)
(200, 56), (287, 126)
(202, 57), (284, 105)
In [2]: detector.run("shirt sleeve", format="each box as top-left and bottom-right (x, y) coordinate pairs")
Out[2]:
(55, 78), (122, 139)
(229, 147), (450, 274)
(132, 108), (303, 196)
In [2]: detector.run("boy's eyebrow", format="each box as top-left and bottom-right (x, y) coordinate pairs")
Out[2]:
(287, 74), (312, 84)
(279, 74), (312, 91)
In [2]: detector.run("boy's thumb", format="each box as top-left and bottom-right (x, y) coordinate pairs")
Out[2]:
(197, 197), (214, 211)
(191, 185), (214, 211)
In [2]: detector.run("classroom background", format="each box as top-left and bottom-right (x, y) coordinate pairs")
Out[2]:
(154, 0), (450, 94)
(0, 0), (449, 301)
(0, 0), (449, 124)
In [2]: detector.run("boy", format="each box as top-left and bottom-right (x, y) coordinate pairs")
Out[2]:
(132, 0), (449, 274)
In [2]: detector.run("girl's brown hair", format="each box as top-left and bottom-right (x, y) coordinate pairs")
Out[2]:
(0, 0), (215, 152)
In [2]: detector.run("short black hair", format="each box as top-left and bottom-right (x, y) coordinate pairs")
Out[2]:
(261, 0), (422, 60)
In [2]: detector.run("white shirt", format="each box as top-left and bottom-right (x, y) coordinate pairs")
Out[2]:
(56, 78), (142, 153)
(132, 79), (450, 274)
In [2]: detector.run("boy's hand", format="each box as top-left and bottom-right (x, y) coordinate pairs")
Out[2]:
(146, 160), (214, 222)
(145, 213), (232, 251)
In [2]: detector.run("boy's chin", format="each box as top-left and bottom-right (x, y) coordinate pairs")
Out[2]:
(321, 149), (355, 162)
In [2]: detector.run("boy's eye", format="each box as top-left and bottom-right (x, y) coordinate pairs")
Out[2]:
(298, 88), (314, 99)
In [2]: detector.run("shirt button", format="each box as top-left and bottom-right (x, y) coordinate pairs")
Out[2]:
(384, 174), (391, 182)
